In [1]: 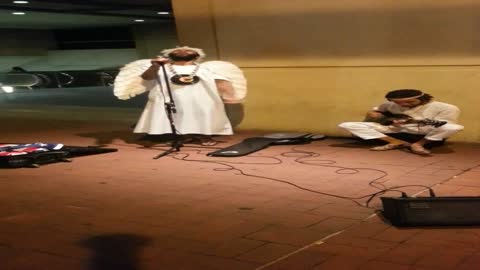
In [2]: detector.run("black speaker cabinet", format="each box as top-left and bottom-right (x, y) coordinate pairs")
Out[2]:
(381, 196), (480, 226)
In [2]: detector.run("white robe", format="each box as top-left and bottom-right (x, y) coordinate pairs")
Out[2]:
(134, 65), (233, 135)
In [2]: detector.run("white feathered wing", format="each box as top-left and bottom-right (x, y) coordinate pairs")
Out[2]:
(201, 61), (247, 103)
(113, 59), (247, 102)
(113, 59), (155, 100)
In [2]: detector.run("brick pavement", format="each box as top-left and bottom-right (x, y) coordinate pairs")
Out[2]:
(1, 116), (480, 270)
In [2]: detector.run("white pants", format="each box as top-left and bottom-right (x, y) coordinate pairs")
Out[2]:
(338, 122), (464, 141)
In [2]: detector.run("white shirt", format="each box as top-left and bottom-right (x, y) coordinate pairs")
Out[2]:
(374, 101), (460, 124)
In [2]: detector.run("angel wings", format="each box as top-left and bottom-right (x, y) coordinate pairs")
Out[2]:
(113, 60), (247, 103)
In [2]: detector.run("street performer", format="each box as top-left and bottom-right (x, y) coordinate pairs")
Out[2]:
(338, 89), (463, 155)
(114, 46), (247, 146)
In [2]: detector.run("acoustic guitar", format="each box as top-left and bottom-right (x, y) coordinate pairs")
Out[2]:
(367, 111), (447, 128)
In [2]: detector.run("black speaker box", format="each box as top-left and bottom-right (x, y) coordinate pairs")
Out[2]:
(381, 196), (480, 226)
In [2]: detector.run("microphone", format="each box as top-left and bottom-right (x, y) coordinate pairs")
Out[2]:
(151, 57), (169, 66)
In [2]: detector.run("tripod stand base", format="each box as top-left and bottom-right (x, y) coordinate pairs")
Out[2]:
(153, 146), (180, 159)
(153, 139), (183, 159)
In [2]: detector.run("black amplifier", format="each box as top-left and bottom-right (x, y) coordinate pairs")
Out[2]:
(381, 196), (480, 226)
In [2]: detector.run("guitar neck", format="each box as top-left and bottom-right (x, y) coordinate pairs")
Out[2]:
(371, 112), (447, 127)
(409, 119), (447, 127)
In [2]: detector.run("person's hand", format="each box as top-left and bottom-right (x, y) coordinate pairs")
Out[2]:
(366, 111), (384, 120)
(392, 119), (408, 126)
(141, 57), (170, 80)
(150, 57), (169, 66)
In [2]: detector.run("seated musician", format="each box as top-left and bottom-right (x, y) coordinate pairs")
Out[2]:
(338, 89), (464, 155)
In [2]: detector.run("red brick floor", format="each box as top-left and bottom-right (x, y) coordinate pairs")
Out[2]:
(1, 116), (480, 270)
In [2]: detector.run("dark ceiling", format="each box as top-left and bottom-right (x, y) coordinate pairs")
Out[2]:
(0, 0), (174, 29)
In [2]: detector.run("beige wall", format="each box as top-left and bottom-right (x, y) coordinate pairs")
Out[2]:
(172, 0), (480, 142)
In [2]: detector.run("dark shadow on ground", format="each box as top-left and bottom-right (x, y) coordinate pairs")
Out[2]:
(80, 233), (152, 270)
(76, 129), (147, 146)
(76, 129), (232, 149)
(75, 104), (244, 147)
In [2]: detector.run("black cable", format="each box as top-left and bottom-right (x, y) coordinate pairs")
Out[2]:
(113, 142), (438, 209)
(280, 147), (390, 191)
(164, 146), (438, 209)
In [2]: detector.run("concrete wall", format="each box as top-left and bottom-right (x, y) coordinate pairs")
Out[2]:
(133, 22), (179, 58)
(0, 23), (180, 72)
(0, 49), (139, 72)
(0, 29), (56, 56)
(0, 29), (54, 72)
(0, 28), (140, 71)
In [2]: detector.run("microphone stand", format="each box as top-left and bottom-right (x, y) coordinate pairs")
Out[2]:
(153, 63), (183, 159)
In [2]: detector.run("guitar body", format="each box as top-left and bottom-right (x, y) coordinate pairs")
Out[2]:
(368, 111), (447, 128)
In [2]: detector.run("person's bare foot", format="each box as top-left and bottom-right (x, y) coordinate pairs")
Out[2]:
(370, 143), (408, 151)
(410, 143), (431, 155)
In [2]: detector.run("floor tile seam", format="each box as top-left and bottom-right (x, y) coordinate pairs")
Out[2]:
(190, 240), (299, 263)
(251, 208), (427, 270)
(253, 230), (345, 270)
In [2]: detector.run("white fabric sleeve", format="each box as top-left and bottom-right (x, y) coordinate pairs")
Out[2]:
(433, 104), (460, 124)
(212, 72), (231, 81)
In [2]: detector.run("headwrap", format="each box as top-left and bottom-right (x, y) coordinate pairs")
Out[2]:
(385, 89), (424, 100)
(160, 46), (206, 61)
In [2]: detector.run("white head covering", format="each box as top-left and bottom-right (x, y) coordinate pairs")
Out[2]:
(160, 46), (206, 61)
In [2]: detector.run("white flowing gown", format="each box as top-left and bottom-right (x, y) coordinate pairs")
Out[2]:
(133, 64), (233, 135)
